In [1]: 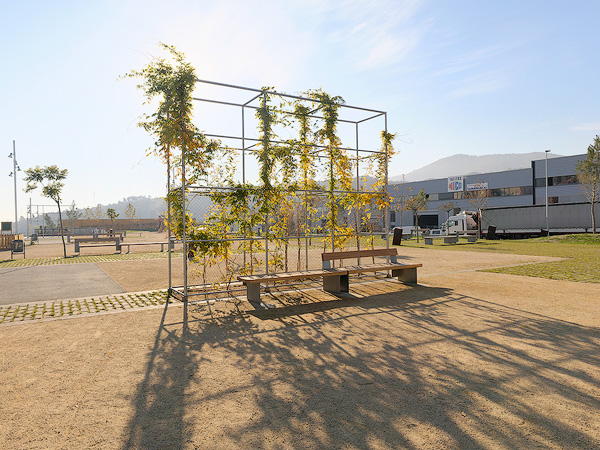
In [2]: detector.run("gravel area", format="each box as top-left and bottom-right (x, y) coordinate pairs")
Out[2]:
(1, 247), (599, 448)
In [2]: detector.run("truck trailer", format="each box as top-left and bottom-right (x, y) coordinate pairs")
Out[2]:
(435, 202), (598, 239)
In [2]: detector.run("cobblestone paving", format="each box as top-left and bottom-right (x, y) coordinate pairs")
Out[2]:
(0, 291), (173, 325)
(0, 251), (183, 268)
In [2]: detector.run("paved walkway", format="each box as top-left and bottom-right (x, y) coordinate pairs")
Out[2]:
(0, 263), (125, 305)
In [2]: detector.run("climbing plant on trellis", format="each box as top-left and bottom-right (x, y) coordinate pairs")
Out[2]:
(128, 45), (396, 302)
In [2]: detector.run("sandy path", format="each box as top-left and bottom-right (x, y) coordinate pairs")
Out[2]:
(1, 248), (599, 449)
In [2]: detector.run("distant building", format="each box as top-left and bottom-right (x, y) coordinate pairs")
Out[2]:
(389, 153), (587, 228)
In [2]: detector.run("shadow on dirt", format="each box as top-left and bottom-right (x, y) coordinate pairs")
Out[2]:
(122, 281), (600, 448)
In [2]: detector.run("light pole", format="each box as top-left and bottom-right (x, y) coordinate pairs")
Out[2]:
(545, 149), (550, 237)
(8, 140), (21, 234)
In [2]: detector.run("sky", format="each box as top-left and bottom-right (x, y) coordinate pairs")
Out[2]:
(2, 0), (600, 222)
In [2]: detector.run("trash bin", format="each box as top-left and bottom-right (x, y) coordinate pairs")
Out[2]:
(392, 227), (403, 246)
(486, 225), (496, 240)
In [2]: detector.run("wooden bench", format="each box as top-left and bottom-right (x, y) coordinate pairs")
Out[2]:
(120, 241), (173, 253)
(237, 248), (421, 303)
(322, 248), (422, 292)
(74, 237), (121, 253)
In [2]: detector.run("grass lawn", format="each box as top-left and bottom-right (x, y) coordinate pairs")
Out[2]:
(401, 234), (600, 283)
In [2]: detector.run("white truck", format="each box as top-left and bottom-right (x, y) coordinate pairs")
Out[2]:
(430, 211), (478, 236)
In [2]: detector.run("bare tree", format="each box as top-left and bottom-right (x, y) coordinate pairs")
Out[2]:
(575, 135), (600, 233)
(464, 180), (489, 238)
(405, 188), (428, 243)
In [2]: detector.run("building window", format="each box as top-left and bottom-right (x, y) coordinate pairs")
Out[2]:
(548, 196), (559, 204)
(390, 211), (396, 222)
(535, 175), (579, 187)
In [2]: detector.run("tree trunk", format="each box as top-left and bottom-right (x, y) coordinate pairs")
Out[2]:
(592, 200), (596, 233)
(57, 201), (67, 258)
(414, 211), (419, 243)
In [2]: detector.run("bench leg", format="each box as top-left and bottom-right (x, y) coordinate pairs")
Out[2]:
(323, 273), (349, 293)
(392, 267), (418, 284)
(245, 282), (261, 302)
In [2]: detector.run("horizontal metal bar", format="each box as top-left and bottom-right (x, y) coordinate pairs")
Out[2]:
(182, 232), (387, 244)
(187, 184), (385, 195)
(357, 112), (385, 123)
(194, 78), (386, 115)
(193, 98), (370, 125)
(244, 93), (262, 106)
(203, 133), (386, 155)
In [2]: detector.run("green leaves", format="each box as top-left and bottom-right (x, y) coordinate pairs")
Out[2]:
(24, 165), (68, 204)
(126, 43), (217, 180)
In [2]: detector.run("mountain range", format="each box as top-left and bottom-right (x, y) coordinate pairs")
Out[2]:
(19, 153), (565, 228)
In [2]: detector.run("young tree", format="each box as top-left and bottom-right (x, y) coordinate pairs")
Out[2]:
(24, 165), (69, 257)
(65, 201), (83, 231)
(124, 202), (136, 220)
(575, 135), (600, 233)
(107, 208), (119, 230)
(44, 213), (56, 230)
(464, 180), (489, 238)
(391, 177), (409, 228)
(439, 201), (458, 222)
(405, 188), (428, 243)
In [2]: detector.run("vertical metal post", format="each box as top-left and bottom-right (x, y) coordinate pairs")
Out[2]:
(263, 92), (269, 277)
(242, 106), (246, 268)
(305, 200), (309, 270)
(242, 106), (246, 184)
(28, 198), (32, 237)
(356, 123), (360, 252)
(384, 114), (390, 251)
(12, 141), (18, 234)
(167, 149), (172, 291)
(182, 141), (188, 301)
(330, 156), (335, 253)
(545, 149), (550, 236)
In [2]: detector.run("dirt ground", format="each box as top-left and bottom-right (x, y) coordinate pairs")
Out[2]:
(1, 246), (599, 448)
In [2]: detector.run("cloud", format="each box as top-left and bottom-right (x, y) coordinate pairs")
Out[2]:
(569, 122), (600, 132)
(445, 70), (511, 99)
(311, 0), (431, 71)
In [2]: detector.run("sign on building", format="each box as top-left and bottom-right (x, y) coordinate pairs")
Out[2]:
(448, 176), (464, 192)
(1, 222), (12, 233)
(466, 182), (489, 191)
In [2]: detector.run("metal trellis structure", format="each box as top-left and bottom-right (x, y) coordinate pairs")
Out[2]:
(168, 80), (391, 302)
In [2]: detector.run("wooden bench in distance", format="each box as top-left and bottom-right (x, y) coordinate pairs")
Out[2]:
(322, 248), (422, 293)
(74, 237), (121, 253)
(120, 241), (173, 253)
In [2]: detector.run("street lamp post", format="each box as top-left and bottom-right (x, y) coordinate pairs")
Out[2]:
(545, 149), (551, 237)
(8, 140), (21, 234)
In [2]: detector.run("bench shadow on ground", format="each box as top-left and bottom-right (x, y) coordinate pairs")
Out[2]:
(122, 281), (600, 449)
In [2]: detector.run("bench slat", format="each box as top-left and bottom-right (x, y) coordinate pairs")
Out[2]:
(238, 268), (345, 284)
(74, 238), (120, 243)
(322, 248), (398, 261)
(344, 263), (422, 274)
